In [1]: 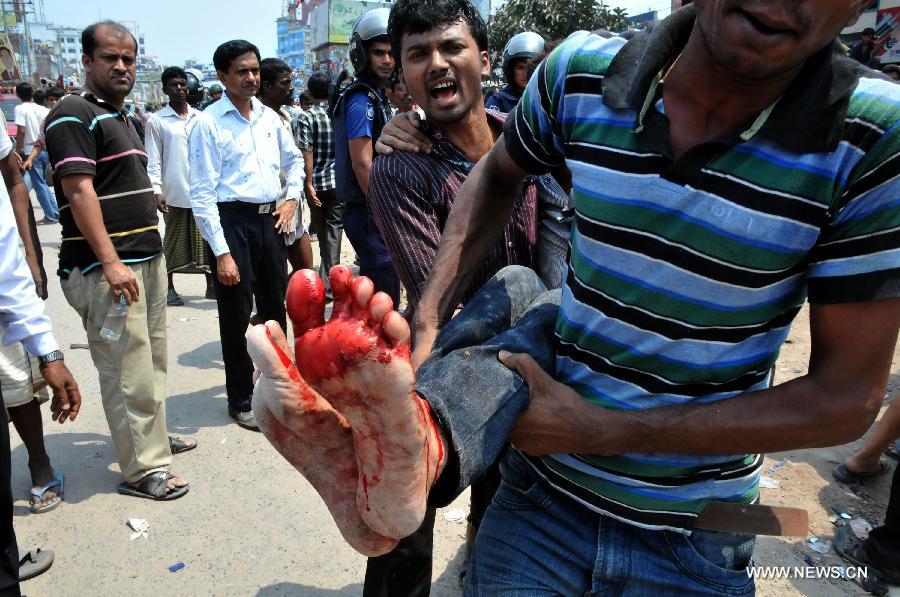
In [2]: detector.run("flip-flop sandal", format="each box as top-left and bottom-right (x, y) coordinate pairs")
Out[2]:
(117, 471), (189, 501)
(18, 548), (54, 581)
(168, 436), (197, 455)
(832, 460), (889, 484)
(29, 471), (63, 514)
(834, 527), (896, 594)
(166, 289), (185, 306)
(885, 439), (900, 460)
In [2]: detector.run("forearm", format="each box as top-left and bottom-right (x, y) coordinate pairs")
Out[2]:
(588, 373), (885, 457)
(8, 173), (42, 275)
(15, 129), (24, 154)
(416, 149), (523, 328)
(67, 188), (121, 266)
(302, 150), (315, 189)
(352, 160), (371, 197)
(2, 154), (42, 276)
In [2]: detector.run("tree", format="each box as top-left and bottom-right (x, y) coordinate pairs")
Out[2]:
(488, 0), (629, 55)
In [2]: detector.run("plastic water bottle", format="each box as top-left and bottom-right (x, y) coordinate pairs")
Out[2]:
(100, 296), (129, 342)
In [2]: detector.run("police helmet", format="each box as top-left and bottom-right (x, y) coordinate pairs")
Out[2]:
(502, 31), (545, 85)
(349, 8), (391, 74)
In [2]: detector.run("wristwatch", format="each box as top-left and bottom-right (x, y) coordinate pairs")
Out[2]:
(38, 349), (64, 366)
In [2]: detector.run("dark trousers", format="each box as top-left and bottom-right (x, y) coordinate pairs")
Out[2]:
(210, 203), (288, 412)
(0, 396), (19, 596)
(865, 462), (900, 576)
(342, 202), (400, 306)
(309, 189), (344, 286)
(363, 508), (435, 597)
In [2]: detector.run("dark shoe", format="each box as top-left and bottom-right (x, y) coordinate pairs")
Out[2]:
(204, 286), (216, 300)
(832, 460), (889, 484)
(885, 439), (900, 460)
(36, 218), (57, 226)
(18, 548), (54, 581)
(117, 471), (189, 501)
(168, 436), (197, 455)
(834, 526), (896, 594)
(166, 288), (185, 306)
(228, 406), (260, 431)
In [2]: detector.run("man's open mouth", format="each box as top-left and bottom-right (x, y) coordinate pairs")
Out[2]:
(430, 79), (458, 101)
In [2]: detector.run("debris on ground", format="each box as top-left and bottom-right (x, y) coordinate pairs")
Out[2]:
(127, 518), (150, 540)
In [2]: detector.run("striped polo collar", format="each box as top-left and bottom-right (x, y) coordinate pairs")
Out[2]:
(601, 4), (864, 154)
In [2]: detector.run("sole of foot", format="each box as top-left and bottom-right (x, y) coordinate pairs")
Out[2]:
(248, 320), (398, 556)
(287, 266), (446, 539)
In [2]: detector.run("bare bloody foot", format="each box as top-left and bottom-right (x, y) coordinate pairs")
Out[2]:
(248, 319), (398, 556)
(288, 266), (447, 539)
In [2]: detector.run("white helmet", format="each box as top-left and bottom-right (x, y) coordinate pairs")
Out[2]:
(502, 31), (545, 83)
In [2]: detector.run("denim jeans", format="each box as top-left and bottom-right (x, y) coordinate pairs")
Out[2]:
(25, 151), (58, 222)
(417, 266), (756, 595)
(465, 450), (756, 596)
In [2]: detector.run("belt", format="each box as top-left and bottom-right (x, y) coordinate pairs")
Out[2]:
(218, 201), (276, 214)
(694, 501), (808, 536)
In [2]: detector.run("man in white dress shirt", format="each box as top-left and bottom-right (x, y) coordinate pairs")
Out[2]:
(189, 40), (304, 431)
(146, 66), (214, 307)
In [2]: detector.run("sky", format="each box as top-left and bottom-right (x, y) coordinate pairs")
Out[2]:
(41, 0), (672, 67)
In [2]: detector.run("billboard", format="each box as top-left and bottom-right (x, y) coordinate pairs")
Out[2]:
(0, 33), (20, 82)
(328, 0), (391, 44)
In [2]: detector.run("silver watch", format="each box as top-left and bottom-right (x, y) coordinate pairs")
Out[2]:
(38, 349), (64, 366)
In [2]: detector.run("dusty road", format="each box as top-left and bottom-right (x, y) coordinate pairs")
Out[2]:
(12, 218), (900, 596)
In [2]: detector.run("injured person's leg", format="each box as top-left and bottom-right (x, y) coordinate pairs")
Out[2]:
(251, 267), (447, 544)
(248, 319), (399, 556)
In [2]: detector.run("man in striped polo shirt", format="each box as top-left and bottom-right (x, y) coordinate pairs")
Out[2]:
(251, 0), (899, 592)
(408, 0), (900, 592)
(46, 21), (191, 501)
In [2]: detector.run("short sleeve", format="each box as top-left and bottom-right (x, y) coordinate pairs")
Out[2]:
(296, 112), (313, 150)
(0, 112), (12, 159)
(503, 33), (587, 175)
(45, 98), (98, 178)
(345, 92), (374, 141)
(807, 124), (900, 303)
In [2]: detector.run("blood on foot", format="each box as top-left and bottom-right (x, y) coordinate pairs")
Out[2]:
(285, 266), (438, 539)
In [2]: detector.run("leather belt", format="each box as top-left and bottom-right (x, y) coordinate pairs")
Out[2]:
(694, 501), (808, 536)
(218, 201), (276, 214)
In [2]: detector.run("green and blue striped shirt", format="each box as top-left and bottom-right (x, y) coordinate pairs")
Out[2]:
(504, 10), (900, 531)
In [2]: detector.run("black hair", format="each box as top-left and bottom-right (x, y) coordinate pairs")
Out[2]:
(33, 90), (46, 105)
(388, 0), (487, 66)
(863, 27), (876, 37)
(213, 40), (260, 73)
(47, 86), (64, 100)
(307, 71), (331, 100)
(259, 57), (291, 84)
(299, 91), (313, 104)
(82, 21), (138, 58)
(161, 66), (187, 86)
(14, 81), (32, 101)
(388, 71), (405, 91)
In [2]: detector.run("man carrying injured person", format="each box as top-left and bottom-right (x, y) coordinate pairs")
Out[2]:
(248, 0), (900, 593)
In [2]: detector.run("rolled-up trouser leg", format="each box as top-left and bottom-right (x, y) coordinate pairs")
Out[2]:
(416, 266), (560, 507)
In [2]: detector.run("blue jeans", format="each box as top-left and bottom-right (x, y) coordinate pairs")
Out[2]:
(416, 266), (756, 595)
(465, 450), (756, 596)
(25, 152), (58, 222)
